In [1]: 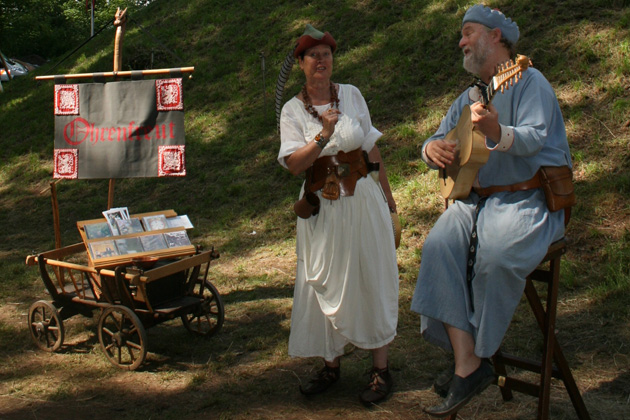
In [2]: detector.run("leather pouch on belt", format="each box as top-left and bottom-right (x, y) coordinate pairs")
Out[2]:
(294, 191), (320, 219)
(322, 167), (341, 200)
(539, 166), (576, 212)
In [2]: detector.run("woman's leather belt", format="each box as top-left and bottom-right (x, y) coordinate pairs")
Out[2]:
(473, 171), (542, 197)
(307, 148), (378, 200)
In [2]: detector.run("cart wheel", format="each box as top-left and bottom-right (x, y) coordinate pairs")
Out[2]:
(28, 300), (64, 352)
(182, 279), (224, 337)
(97, 305), (147, 370)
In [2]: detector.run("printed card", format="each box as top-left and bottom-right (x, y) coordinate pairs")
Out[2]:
(142, 214), (169, 231)
(164, 230), (191, 248)
(115, 237), (145, 255)
(139, 234), (168, 251)
(115, 218), (144, 236)
(89, 240), (119, 259)
(166, 215), (193, 229)
(84, 222), (113, 239)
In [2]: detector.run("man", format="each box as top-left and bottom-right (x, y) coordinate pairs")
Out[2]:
(411, 4), (572, 417)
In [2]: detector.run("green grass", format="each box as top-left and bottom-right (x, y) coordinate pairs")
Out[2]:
(1, 0), (630, 419)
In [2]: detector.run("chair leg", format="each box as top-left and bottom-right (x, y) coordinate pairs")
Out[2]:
(541, 254), (560, 419)
(492, 349), (514, 402)
(524, 261), (591, 420)
(456, 240), (590, 419)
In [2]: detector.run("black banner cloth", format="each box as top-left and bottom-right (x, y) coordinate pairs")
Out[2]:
(53, 78), (186, 179)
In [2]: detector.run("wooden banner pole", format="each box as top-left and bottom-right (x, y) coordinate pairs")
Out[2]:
(49, 180), (65, 280)
(34, 67), (195, 81)
(50, 181), (62, 249)
(107, 7), (128, 210)
(41, 9), (193, 216)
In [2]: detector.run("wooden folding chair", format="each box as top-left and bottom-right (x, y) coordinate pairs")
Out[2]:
(490, 238), (591, 419)
(446, 238), (590, 420)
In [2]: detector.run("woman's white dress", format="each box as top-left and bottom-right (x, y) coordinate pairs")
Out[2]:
(278, 84), (399, 362)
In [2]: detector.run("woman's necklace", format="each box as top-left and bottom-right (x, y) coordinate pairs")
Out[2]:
(301, 81), (339, 122)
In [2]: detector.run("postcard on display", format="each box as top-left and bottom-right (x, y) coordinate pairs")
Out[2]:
(142, 214), (169, 231)
(89, 240), (119, 259)
(84, 222), (113, 239)
(103, 207), (129, 235)
(164, 230), (192, 248)
(166, 215), (194, 229)
(139, 233), (168, 251)
(115, 237), (145, 255)
(115, 218), (144, 236)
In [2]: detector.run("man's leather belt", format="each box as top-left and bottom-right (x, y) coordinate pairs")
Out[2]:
(473, 170), (542, 197)
(472, 166), (575, 226)
(307, 148), (377, 199)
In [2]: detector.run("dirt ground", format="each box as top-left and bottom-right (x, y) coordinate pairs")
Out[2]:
(1, 254), (629, 420)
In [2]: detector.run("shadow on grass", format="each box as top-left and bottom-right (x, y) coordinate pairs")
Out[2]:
(221, 284), (294, 303)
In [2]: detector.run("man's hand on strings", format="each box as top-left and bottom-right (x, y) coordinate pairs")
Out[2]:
(471, 102), (501, 143)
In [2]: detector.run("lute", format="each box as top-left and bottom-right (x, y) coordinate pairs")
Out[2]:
(439, 54), (531, 199)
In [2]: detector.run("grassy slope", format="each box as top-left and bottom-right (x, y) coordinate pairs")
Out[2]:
(0, 0), (629, 419)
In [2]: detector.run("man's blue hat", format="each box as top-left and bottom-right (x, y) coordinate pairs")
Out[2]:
(462, 4), (520, 45)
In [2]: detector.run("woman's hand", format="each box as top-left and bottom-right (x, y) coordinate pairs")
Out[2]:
(320, 108), (340, 139)
(368, 145), (397, 214)
(284, 109), (340, 176)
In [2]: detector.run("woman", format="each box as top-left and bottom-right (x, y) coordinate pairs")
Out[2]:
(278, 24), (399, 406)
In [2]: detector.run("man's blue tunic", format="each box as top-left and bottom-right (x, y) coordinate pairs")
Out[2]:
(411, 67), (572, 357)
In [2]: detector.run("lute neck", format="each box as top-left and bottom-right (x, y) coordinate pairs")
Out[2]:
(472, 79), (499, 106)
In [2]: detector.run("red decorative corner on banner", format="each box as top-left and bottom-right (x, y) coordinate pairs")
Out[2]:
(54, 84), (80, 115)
(54, 149), (79, 179)
(156, 78), (183, 111)
(158, 145), (186, 177)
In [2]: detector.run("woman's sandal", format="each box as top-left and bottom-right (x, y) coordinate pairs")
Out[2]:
(299, 364), (340, 395)
(359, 366), (393, 406)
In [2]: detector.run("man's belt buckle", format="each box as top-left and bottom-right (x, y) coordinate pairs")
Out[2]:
(337, 163), (350, 177)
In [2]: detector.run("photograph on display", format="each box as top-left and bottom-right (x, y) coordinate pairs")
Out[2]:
(89, 240), (119, 259)
(166, 215), (194, 229)
(84, 222), (113, 239)
(115, 218), (144, 236)
(142, 214), (169, 231)
(102, 207), (129, 235)
(164, 230), (192, 248)
(115, 237), (145, 255)
(139, 233), (168, 251)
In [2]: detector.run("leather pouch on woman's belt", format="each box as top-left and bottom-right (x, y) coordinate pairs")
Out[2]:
(322, 167), (341, 200)
(294, 191), (320, 219)
(539, 166), (576, 212)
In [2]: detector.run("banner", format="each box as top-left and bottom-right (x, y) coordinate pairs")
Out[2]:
(53, 78), (186, 179)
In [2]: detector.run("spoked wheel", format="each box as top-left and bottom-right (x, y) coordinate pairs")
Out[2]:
(28, 300), (65, 352)
(181, 279), (224, 337)
(97, 305), (147, 370)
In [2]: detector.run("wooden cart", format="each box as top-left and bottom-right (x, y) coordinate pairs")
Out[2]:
(25, 229), (224, 370)
(27, 11), (211, 371)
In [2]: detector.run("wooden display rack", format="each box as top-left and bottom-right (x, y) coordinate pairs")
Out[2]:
(77, 209), (196, 269)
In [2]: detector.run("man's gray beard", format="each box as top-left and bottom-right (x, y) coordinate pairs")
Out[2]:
(463, 33), (492, 75)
